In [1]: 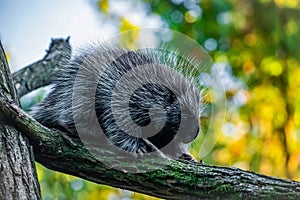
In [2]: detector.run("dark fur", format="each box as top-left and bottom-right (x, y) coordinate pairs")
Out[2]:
(32, 44), (203, 160)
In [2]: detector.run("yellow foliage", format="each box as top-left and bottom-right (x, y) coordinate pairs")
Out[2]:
(97, 0), (109, 13)
(5, 52), (10, 63)
(120, 18), (140, 49)
(184, 10), (198, 23)
(274, 0), (300, 8)
(214, 52), (228, 62)
(261, 57), (283, 76)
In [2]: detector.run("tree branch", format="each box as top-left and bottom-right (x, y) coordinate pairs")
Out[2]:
(12, 37), (71, 97)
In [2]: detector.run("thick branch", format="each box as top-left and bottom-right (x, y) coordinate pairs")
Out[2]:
(12, 38), (71, 97)
(1, 99), (300, 200)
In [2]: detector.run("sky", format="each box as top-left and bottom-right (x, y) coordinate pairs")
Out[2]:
(0, 0), (122, 70)
(0, 0), (163, 71)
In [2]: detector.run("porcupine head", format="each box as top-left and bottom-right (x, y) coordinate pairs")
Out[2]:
(31, 42), (204, 161)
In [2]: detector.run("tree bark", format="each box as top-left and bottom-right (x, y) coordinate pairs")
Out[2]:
(0, 42), (41, 199)
(1, 38), (300, 199)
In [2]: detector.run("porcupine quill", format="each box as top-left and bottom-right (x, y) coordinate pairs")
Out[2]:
(31, 42), (205, 161)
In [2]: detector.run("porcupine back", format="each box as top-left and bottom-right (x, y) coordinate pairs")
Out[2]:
(31, 42), (204, 159)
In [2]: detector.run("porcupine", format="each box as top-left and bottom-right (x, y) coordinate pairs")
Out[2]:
(31, 42), (204, 161)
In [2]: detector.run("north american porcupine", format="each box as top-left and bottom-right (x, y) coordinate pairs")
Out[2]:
(31, 42), (205, 161)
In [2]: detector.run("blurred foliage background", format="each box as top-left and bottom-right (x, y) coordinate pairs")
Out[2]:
(17, 0), (300, 199)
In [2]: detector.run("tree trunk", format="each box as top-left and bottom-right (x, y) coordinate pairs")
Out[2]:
(0, 42), (41, 200)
